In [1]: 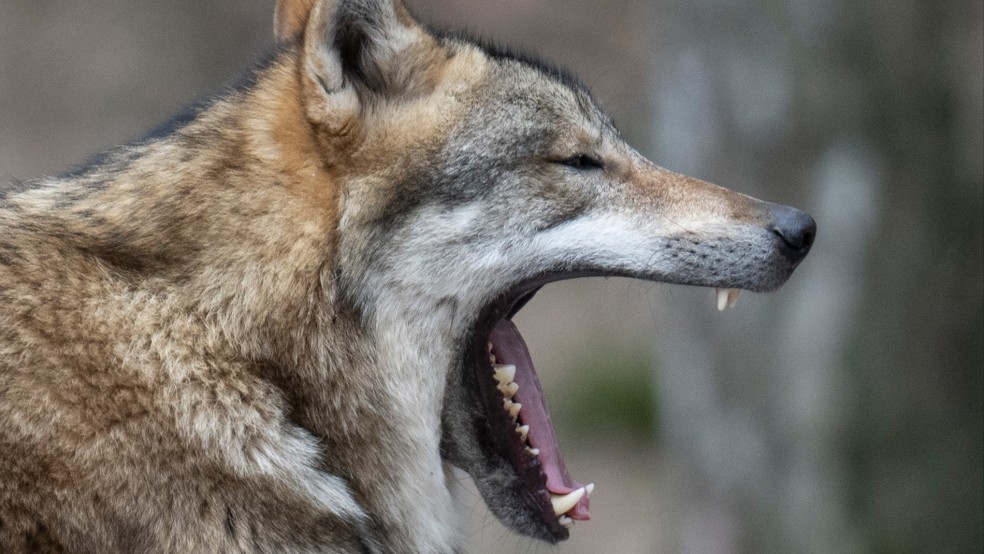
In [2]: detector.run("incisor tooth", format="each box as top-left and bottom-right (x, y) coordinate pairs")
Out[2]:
(527, 447), (540, 456)
(494, 364), (516, 385)
(717, 288), (729, 311)
(550, 487), (586, 516)
(559, 515), (574, 527)
(727, 288), (740, 309)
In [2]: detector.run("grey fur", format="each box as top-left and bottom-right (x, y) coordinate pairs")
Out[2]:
(0, 1), (813, 552)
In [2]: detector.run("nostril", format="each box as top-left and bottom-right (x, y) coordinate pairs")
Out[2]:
(800, 228), (816, 250)
(770, 207), (817, 254)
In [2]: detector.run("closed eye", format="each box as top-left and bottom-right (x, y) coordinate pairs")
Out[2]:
(558, 154), (604, 171)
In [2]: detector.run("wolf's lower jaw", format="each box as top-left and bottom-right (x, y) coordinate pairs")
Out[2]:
(486, 322), (594, 524)
(489, 358), (592, 528)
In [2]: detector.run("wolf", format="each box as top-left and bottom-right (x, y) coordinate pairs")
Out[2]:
(0, 0), (816, 552)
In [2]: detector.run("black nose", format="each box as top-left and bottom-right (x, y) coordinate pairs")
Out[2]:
(769, 205), (817, 258)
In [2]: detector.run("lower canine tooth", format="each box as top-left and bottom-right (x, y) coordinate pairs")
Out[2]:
(550, 487), (586, 516)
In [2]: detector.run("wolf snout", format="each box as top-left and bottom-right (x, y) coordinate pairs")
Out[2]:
(767, 204), (817, 260)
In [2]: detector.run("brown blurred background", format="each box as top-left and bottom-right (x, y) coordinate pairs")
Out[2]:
(1, 1), (981, 552)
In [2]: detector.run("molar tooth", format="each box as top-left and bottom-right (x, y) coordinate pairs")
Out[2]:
(550, 487), (586, 516)
(505, 400), (523, 419)
(727, 288), (740, 309)
(498, 382), (519, 398)
(516, 425), (530, 443)
(503, 399), (522, 419)
(716, 288), (729, 312)
(493, 364), (516, 385)
(508, 402), (522, 419)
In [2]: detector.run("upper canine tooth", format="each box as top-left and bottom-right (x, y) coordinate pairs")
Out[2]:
(550, 487), (586, 516)
(727, 288), (740, 309)
(493, 364), (516, 386)
(716, 288), (729, 312)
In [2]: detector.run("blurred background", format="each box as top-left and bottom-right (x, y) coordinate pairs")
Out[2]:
(1, 1), (980, 552)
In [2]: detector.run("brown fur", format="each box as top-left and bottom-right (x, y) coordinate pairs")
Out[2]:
(1, 1), (815, 551)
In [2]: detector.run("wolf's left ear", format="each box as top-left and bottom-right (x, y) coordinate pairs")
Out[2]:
(281, 0), (440, 128)
(275, 0), (318, 44)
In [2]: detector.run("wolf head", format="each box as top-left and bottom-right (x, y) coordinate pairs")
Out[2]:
(272, 0), (815, 545)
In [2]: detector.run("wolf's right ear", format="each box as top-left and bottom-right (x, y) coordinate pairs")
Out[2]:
(282, 0), (438, 132)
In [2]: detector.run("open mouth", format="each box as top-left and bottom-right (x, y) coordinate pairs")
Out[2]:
(453, 218), (815, 542)
(465, 273), (748, 541)
(470, 278), (589, 540)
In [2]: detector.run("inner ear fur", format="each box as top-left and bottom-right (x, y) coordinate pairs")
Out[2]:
(275, 0), (318, 44)
(290, 0), (443, 119)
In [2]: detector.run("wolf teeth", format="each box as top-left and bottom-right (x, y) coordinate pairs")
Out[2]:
(716, 288), (741, 311)
(550, 487), (586, 516)
(503, 399), (522, 419)
(516, 424), (529, 443)
(509, 402), (522, 419)
(499, 382), (519, 398)
(493, 364), (516, 385)
(493, 364), (518, 397)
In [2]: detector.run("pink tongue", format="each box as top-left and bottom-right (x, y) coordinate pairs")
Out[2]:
(489, 319), (590, 520)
